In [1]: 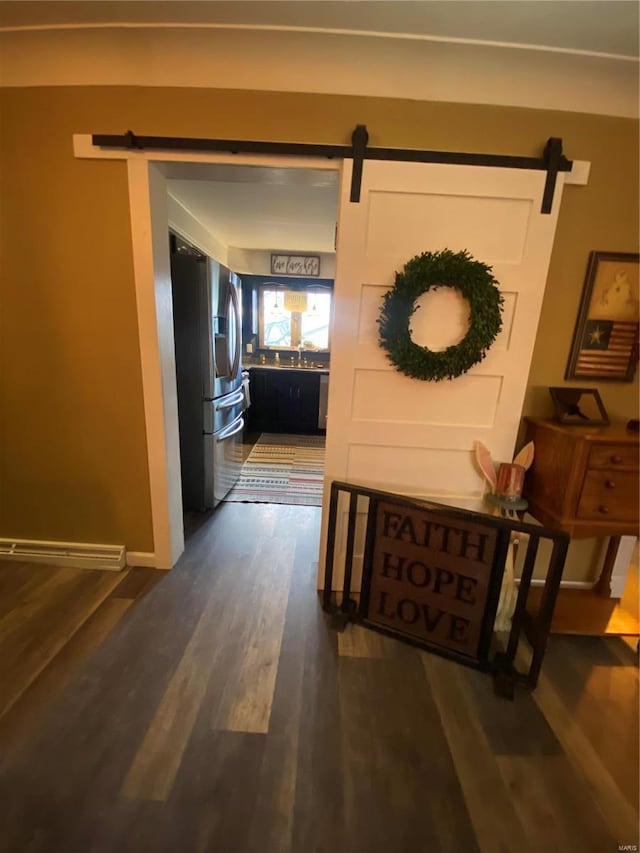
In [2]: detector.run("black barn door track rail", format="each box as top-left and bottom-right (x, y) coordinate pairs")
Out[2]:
(92, 125), (573, 214)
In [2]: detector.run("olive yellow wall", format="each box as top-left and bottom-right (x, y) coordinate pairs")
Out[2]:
(1, 87), (638, 557)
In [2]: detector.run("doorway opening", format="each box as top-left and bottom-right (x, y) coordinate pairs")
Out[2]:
(163, 159), (340, 543)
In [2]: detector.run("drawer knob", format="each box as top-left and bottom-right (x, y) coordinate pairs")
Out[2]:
(605, 479), (616, 489)
(598, 505), (609, 514)
(610, 454), (623, 464)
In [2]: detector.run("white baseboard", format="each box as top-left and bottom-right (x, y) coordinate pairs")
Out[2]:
(0, 541), (166, 572)
(125, 551), (162, 568)
(518, 578), (593, 590)
(609, 535), (637, 599)
(0, 538), (126, 571)
(610, 576), (627, 599)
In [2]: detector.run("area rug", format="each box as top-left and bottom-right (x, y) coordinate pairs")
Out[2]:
(226, 433), (325, 506)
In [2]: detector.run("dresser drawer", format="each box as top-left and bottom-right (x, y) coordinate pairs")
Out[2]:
(588, 443), (639, 471)
(577, 470), (639, 521)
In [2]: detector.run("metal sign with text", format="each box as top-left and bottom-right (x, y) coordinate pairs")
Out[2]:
(323, 481), (569, 695)
(361, 499), (507, 665)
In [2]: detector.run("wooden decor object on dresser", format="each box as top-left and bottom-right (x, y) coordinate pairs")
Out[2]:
(523, 418), (639, 603)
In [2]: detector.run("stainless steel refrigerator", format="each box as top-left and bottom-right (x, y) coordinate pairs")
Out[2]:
(170, 239), (244, 510)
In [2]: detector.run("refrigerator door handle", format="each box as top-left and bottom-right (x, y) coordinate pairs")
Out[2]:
(228, 281), (241, 380)
(216, 390), (245, 411)
(201, 266), (215, 400)
(216, 416), (245, 443)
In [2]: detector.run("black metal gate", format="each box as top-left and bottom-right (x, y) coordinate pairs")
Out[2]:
(322, 481), (569, 699)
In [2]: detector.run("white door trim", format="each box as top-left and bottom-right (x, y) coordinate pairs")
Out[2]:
(74, 134), (341, 567)
(126, 158), (183, 568)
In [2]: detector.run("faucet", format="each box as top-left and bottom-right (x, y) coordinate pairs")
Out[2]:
(297, 343), (304, 366)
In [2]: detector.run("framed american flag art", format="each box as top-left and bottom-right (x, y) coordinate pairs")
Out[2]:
(566, 251), (639, 382)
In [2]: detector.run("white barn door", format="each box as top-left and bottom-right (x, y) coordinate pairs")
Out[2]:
(320, 159), (565, 585)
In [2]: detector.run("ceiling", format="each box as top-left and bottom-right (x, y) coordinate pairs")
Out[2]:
(167, 164), (340, 253)
(1, 1), (638, 59)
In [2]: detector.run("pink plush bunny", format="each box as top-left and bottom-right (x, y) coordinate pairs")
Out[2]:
(475, 440), (535, 631)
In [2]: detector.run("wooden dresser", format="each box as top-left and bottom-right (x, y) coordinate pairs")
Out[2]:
(523, 418), (639, 599)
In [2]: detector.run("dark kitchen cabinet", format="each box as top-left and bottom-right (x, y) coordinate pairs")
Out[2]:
(249, 368), (322, 434)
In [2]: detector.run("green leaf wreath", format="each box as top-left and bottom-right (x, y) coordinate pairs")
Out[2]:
(378, 249), (504, 381)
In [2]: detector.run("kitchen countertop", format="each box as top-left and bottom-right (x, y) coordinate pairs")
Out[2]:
(242, 361), (330, 373)
(246, 363), (330, 374)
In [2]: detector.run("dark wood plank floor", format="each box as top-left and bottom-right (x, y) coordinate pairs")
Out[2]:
(0, 503), (637, 852)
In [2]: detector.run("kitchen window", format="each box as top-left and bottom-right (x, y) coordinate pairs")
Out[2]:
(258, 285), (332, 351)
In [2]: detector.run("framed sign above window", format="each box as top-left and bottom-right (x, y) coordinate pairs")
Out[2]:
(271, 254), (320, 277)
